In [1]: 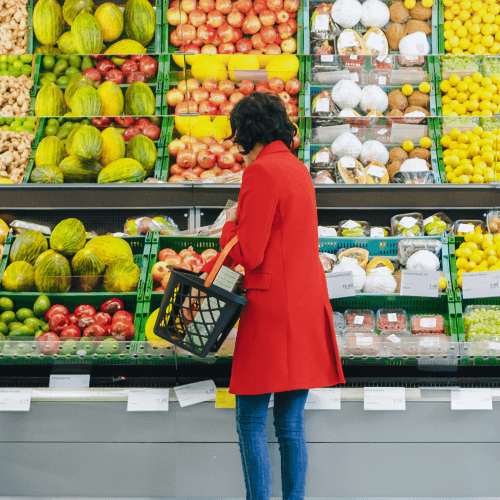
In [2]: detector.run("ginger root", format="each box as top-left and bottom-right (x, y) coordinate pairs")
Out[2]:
(0, 129), (34, 183)
(0, 0), (29, 55)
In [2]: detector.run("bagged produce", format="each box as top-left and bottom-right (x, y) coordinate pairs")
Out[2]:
(330, 79), (362, 110)
(330, 0), (362, 28)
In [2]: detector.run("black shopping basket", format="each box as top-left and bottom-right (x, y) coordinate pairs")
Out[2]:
(153, 236), (248, 358)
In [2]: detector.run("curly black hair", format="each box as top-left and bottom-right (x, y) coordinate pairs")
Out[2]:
(229, 92), (297, 155)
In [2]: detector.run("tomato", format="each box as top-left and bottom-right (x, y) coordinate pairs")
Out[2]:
(113, 311), (134, 323)
(48, 313), (70, 334)
(101, 298), (124, 315)
(60, 325), (81, 339)
(44, 305), (69, 321)
(111, 319), (136, 341)
(74, 305), (96, 317)
(94, 312), (112, 326)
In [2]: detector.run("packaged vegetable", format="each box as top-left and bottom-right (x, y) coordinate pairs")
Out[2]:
(311, 147), (335, 172)
(310, 3), (336, 40)
(391, 212), (423, 236)
(406, 250), (440, 272)
(137, 216), (179, 236)
(344, 330), (380, 356)
(344, 308), (375, 330)
(339, 219), (370, 237)
(410, 315), (445, 335)
(335, 257), (367, 292)
(336, 157), (366, 184)
(319, 252), (336, 272)
(314, 170), (335, 184)
(487, 211), (500, 235)
(362, 267), (397, 294)
(396, 238), (442, 265)
(393, 171), (435, 184)
(338, 247), (369, 268)
(366, 256), (395, 274)
(453, 220), (485, 236)
(376, 308), (408, 332)
(423, 212), (452, 235)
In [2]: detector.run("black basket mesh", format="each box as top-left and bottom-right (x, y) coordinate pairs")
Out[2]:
(153, 269), (247, 358)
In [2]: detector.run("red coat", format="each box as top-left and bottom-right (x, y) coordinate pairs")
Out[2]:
(212, 141), (345, 395)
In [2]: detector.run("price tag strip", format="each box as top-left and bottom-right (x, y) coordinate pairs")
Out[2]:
(174, 380), (217, 408)
(0, 389), (32, 412)
(364, 387), (406, 411)
(127, 389), (170, 412)
(326, 270), (356, 299)
(305, 388), (341, 410)
(400, 270), (440, 298)
(49, 374), (90, 389)
(451, 388), (493, 410)
(462, 271), (500, 299)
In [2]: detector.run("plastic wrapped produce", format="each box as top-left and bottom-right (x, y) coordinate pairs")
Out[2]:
(311, 147), (335, 172)
(359, 140), (389, 166)
(330, 0), (363, 28)
(344, 330), (380, 355)
(359, 85), (388, 114)
(336, 157), (366, 183)
(330, 79), (362, 109)
(411, 315), (445, 335)
(393, 171), (434, 184)
(344, 309), (375, 330)
(314, 170), (335, 184)
(338, 29), (366, 56)
(339, 219), (370, 237)
(363, 28), (389, 57)
(338, 247), (369, 268)
(310, 3), (335, 40)
(377, 309), (408, 332)
(361, 0), (390, 28)
(320, 252), (336, 272)
(333, 311), (345, 335)
(362, 267), (397, 294)
(396, 238), (442, 265)
(335, 257), (367, 292)
(399, 32), (430, 55)
(400, 158), (429, 172)
(391, 212), (424, 237)
(366, 256), (395, 274)
(406, 250), (440, 272)
(423, 213), (452, 235)
(331, 133), (363, 159)
(312, 90), (337, 116)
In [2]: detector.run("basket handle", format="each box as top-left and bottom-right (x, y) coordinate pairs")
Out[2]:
(204, 235), (239, 288)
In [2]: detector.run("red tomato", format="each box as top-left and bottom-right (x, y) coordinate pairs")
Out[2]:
(74, 305), (97, 317)
(94, 312), (112, 326)
(44, 305), (69, 321)
(60, 325), (82, 339)
(48, 313), (70, 334)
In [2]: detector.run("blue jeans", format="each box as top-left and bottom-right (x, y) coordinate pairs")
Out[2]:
(235, 389), (309, 500)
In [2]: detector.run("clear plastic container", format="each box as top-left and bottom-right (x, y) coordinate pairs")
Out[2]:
(366, 256), (398, 274)
(344, 309), (375, 331)
(453, 220), (486, 236)
(463, 305), (500, 338)
(391, 212), (424, 237)
(486, 211), (500, 235)
(344, 329), (380, 356)
(311, 147), (336, 173)
(376, 308), (408, 332)
(369, 226), (390, 238)
(338, 220), (370, 237)
(337, 247), (370, 268)
(423, 212), (453, 235)
(410, 315), (445, 335)
(333, 311), (345, 335)
(414, 335), (450, 356)
(396, 238), (442, 266)
(379, 329), (411, 356)
(393, 171), (435, 184)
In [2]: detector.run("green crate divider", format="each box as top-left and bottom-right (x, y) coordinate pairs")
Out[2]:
(438, 0), (444, 55)
(29, 0), (163, 54)
(27, 3), (33, 54)
(0, 233), (151, 302)
(159, 116), (174, 181)
(0, 292), (141, 364)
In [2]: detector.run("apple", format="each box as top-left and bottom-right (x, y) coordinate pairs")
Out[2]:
(152, 261), (170, 282)
(182, 170), (199, 181)
(209, 89), (227, 106)
(259, 9), (276, 25)
(199, 0), (215, 12)
(229, 91), (245, 104)
(177, 148), (198, 168)
(267, 0), (283, 10)
(215, 0), (232, 13)
(159, 248), (178, 260)
(170, 163), (184, 176)
(139, 55), (158, 78)
(219, 42), (236, 54)
(260, 26), (277, 44)
(201, 44), (218, 54)
(217, 23), (234, 42)
(218, 151), (235, 168)
(269, 76), (285, 92)
(255, 81), (270, 92)
(202, 78), (219, 92)
(200, 170), (217, 179)
(111, 320), (136, 342)
(251, 33), (266, 50)
(199, 100), (219, 115)
(180, 0), (197, 13)
(277, 22), (292, 39)
(167, 7), (188, 24)
(189, 8), (207, 26)
(280, 37), (296, 53)
(83, 68), (101, 84)
(37, 332), (60, 355)
(191, 87), (210, 104)
(276, 9), (289, 23)
(192, 142), (208, 154)
(219, 79), (236, 96)
(227, 10), (244, 27)
(121, 60), (139, 76)
(168, 175), (184, 183)
(202, 135), (217, 146)
(264, 43), (281, 54)
(168, 139), (186, 156)
(161, 271), (172, 289)
(142, 123), (161, 141)
(236, 38), (252, 53)
(176, 23), (197, 42)
(219, 100), (235, 115)
(236, 0), (252, 12)
(92, 117), (111, 127)
(166, 88), (185, 106)
(60, 325), (81, 339)
(207, 10), (225, 27)
(123, 126), (142, 141)
(283, 0), (298, 10)
(285, 77), (301, 95)
(198, 149), (217, 168)
(175, 101), (199, 114)
(242, 15), (261, 35)
(170, 29), (183, 46)
(209, 143), (225, 155)
(239, 79), (254, 94)
(96, 59), (116, 74)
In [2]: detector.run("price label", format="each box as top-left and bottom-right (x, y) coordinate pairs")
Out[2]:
(377, 55), (387, 63)
(314, 14), (329, 31)
(462, 271), (500, 299)
(423, 216), (434, 226)
(326, 270), (356, 299)
(356, 336), (373, 346)
(321, 54), (334, 62)
(315, 98), (330, 112)
(342, 219), (360, 229)
(351, 127), (359, 133)
(388, 334), (401, 343)
(400, 271), (440, 298)
(0, 389), (31, 412)
(399, 216), (417, 229)
(341, 157), (356, 169)
(377, 128), (388, 135)
(378, 76), (387, 85)
(340, 31), (357, 48)
(457, 223), (474, 233)
(174, 380), (217, 407)
(305, 388), (341, 410)
(215, 388), (236, 408)
(370, 227), (385, 238)
(367, 164), (387, 178)
(451, 388), (493, 410)
(364, 387), (405, 411)
(420, 317), (436, 328)
(49, 374), (90, 389)
(354, 315), (365, 325)
(315, 151), (330, 164)
(350, 72), (359, 82)
(488, 342), (500, 349)
(366, 32), (385, 51)
(350, 55), (358, 60)
(419, 337), (439, 348)
(127, 389), (170, 412)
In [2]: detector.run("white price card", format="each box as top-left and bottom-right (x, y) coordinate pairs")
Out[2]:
(127, 389), (170, 412)
(377, 128), (388, 135)
(400, 270), (440, 298)
(364, 387), (406, 411)
(341, 157), (356, 169)
(388, 334), (401, 343)
(399, 216), (417, 229)
(315, 151), (330, 163)
(451, 388), (493, 410)
(314, 14), (329, 31)
(462, 271), (500, 299)
(49, 374), (90, 389)
(367, 164), (387, 178)
(315, 98), (330, 112)
(354, 315), (365, 325)
(423, 216), (434, 226)
(0, 389), (32, 412)
(370, 227), (385, 237)
(174, 380), (217, 407)
(342, 219), (360, 229)
(326, 270), (356, 299)
(321, 54), (334, 62)
(305, 388), (341, 410)
(388, 313), (398, 322)
(457, 223), (474, 233)
(378, 76), (387, 85)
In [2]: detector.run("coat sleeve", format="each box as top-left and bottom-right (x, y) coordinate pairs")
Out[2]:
(219, 162), (278, 272)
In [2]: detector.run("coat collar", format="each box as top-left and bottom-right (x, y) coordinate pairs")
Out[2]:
(256, 141), (290, 159)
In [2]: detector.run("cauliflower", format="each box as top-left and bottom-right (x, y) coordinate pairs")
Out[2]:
(399, 32), (430, 55)
(361, 0), (390, 28)
(400, 158), (428, 172)
(359, 140), (389, 165)
(331, 79), (362, 109)
(331, 132), (363, 159)
(406, 250), (440, 272)
(330, 0), (363, 28)
(359, 85), (388, 114)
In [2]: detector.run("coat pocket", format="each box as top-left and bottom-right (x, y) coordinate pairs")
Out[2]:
(243, 273), (272, 290)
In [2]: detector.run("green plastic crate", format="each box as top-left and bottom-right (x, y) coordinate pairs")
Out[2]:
(29, 0), (163, 54)
(0, 233), (151, 301)
(0, 292), (142, 364)
(438, 0), (444, 55)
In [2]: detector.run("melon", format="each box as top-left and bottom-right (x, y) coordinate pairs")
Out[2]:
(72, 247), (106, 291)
(103, 259), (141, 292)
(2, 262), (35, 292)
(35, 252), (72, 293)
(50, 218), (87, 257)
(10, 230), (48, 266)
(85, 235), (134, 265)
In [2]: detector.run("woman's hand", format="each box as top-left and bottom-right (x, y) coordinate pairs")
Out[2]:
(226, 206), (238, 223)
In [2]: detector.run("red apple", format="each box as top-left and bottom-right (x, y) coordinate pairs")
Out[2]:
(209, 89), (227, 106)
(215, 0), (232, 14)
(280, 37), (296, 53)
(201, 44), (218, 54)
(276, 9), (289, 23)
(217, 23), (234, 42)
(96, 59), (116, 74)
(198, 149), (216, 168)
(123, 126), (142, 141)
(218, 151), (235, 168)
(286, 18), (297, 33)
(177, 148), (198, 168)
(189, 8), (207, 26)
(121, 60), (139, 76)
(209, 143), (225, 155)
(92, 117), (111, 127)
(269, 76), (285, 92)
(159, 248), (178, 260)
(283, 0), (298, 11)
(199, 100), (219, 114)
(219, 100), (235, 115)
(239, 79), (254, 94)
(251, 33), (266, 50)
(152, 261), (170, 282)
(83, 68), (101, 84)
(127, 71), (146, 83)
(199, 0), (215, 12)
(167, 7), (188, 24)
(207, 10), (225, 27)
(242, 15), (261, 34)
(259, 9), (276, 25)
(180, 0), (197, 13)
(168, 175), (184, 183)
(285, 102), (298, 115)
(232, 28), (243, 43)
(175, 101), (199, 114)
(143, 123), (161, 142)
(191, 87), (210, 104)
(161, 271), (172, 288)
(227, 10), (244, 27)
(219, 42), (236, 53)
(267, 0), (283, 11)
(200, 169), (217, 179)
(264, 43), (281, 54)
(255, 81), (270, 92)
(260, 26), (277, 44)
(236, 0), (252, 12)
(166, 88), (185, 106)
(176, 24), (197, 42)
(219, 79), (235, 96)
(285, 77), (301, 95)
(37, 332), (60, 355)
(229, 91), (245, 103)
(202, 78), (218, 92)
(60, 325), (81, 339)
(168, 139), (186, 156)
(139, 55), (158, 78)
(253, 0), (267, 13)
(236, 38), (252, 53)
(170, 164), (184, 175)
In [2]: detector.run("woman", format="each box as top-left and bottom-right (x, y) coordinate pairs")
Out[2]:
(204, 92), (345, 499)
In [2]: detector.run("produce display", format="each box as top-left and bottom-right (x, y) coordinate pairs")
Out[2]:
(0, 0), (29, 55)
(0, 129), (35, 183)
(0, 54), (34, 77)
(0, 75), (34, 117)
(165, 0), (300, 54)
(463, 305), (500, 340)
(124, 216), (180, 236)
(32, 0), (158, 55)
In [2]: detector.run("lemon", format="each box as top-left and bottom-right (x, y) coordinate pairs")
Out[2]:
(422, 0), (433, 6)
(420, 137), (432, 149)
(265, 55), (299, 81)
(192, 58), (228, 82)
(439, 276), (447, 290)
(419, 82), (431, 93)
(402, 140), (415, 152)
(0, 179), (15, 184)
(402, 84), (414, 96)
(404, 0), (416, 8)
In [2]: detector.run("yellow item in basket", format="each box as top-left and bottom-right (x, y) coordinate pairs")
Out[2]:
(266, 55), (299, 81)
(228, 54), (260, 81)
(0, 179), (15, 184)
(145, 308), (173, 348)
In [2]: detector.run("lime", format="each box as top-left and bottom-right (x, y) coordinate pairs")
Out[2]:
(0, 297), (14, 312)
(9, 325), (35, 336)
(43, 55), (55, 70)
(20, 55), (33, 64)
(0, 310), (16, 325)
(16, 308), (35, 322)
(0, 322), (7, 336)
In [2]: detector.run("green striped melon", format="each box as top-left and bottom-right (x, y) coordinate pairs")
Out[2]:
(97, 158), (145, 183)
(35, 83), (65, 117)
(104, 39), (147, 55)
(63, 0), (96, 26)
(71, 12), (103, 54)
(33, 0), (64, 46)
(50, 218), (87, 257)
(85, 235), (134, 265)
(103, 259), (140, 293)
(72, 247), (106, 291)
(35, 46), (62, 55)
(57, 31), (77, 54)
(65, 75), (94, 108)
(35, 136), (65, 168)
(34, 252), (72, 293)
(101, 128), (126, 166)
(126, 135), (157, 176)
(71, 125), (103, 162)
(10, 230), (48, 266)
(94, 3), (124, 42)
(2, 262), (35, 292)
(30, 165), (64, 184)
(124, 0), (156, 47)
(70, 86), (102, 116)
(97, 81), (124, 116)
(65, 125), (82, 155)
(124, 82), (155, 116)
(35, 250), (57, 267)
(59, 156), (103, 183)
